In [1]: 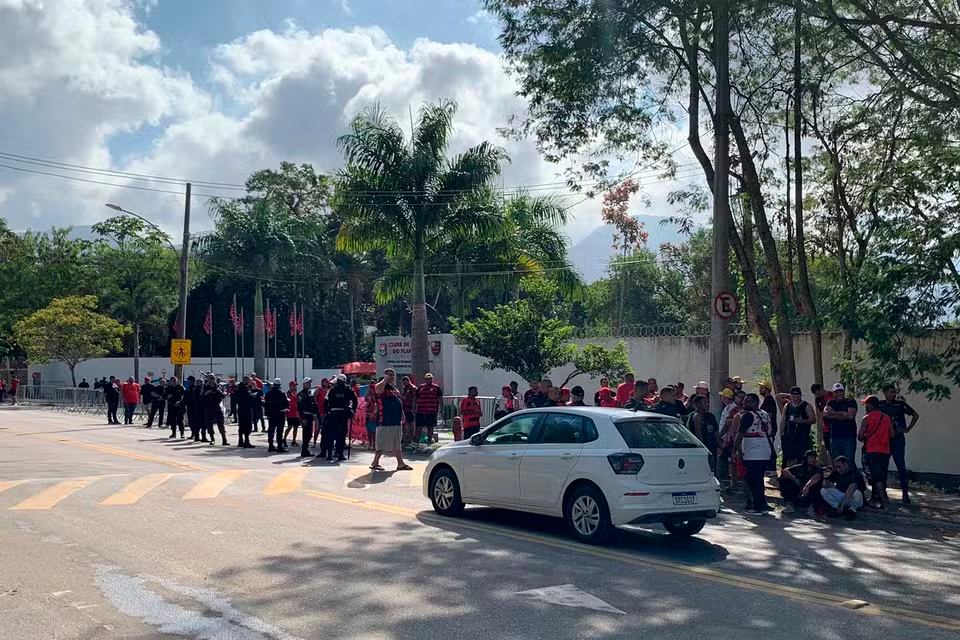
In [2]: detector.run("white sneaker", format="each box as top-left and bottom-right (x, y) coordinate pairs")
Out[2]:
(783, 504), (795, 514)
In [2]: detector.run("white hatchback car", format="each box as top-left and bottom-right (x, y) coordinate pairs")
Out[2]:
(423, 407), (720, 544)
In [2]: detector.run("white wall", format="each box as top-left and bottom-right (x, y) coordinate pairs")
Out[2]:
(28, 357), (339, 386)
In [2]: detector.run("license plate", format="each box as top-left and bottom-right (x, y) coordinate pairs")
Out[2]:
(672, 492), (697, 506)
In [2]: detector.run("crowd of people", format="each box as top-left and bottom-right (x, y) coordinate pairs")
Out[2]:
(484, 373), (920, 521)
(74, 369), (922, 517)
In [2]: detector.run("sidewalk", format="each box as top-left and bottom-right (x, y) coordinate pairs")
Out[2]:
(763, 476), (960, 532)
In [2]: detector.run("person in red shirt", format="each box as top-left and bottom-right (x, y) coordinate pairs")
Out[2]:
(460, 386), (483, 439)
(121, 377), (141, 425)
(415, 373), (444, 444)
(9, 376), (20, 405)
(283, 381), (301, 447)
(597, 386), (617, 407)
(615, 373), (636, 407)
(859, 395), (895, 509)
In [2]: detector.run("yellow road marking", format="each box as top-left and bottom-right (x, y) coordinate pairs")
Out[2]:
(10, 477), (106, 510)
(343, 466), (371, 489)
(0, 480), (25, 493)
(2, 429), (205, 472)
(263, 469), (308, 496)
(182, 470), (249, 500)
(100, 473), (179, 506)
(409, 463), (427, 487)
(302, 492), (960, 632)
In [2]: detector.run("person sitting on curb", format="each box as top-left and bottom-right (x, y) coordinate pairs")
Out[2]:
(779, 450), (825, 516)
(820, 455), (866, 521)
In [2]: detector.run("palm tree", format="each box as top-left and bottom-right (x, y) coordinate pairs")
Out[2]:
(377, 192), (583, 318)
(336, 100), (509, 380)
(199, 198), (302, 378)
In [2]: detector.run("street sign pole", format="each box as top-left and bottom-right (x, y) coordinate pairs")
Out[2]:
(174, 183), (191, 381)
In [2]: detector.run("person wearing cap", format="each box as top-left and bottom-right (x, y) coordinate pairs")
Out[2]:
(716, 388), (742, 483)
(777, 386), (816, 468)
(263, 378), (290, 453)
(495, 384), (516, 419)
(686, 380), (710, 411)
(569, 386), (587, 406)
(560, 387), (571, 405)
(859, 395), (895, 509)
(879, 384), (920, 504)
(296, 378), (318, 457)
(282, 381), (302, 448)
(820, 455), (865, 520)
(731, 376), (745, 391)
(824, 383), (858, 463)
(779, 450), (825, 515)
(322, 373), (357, 462)
(597, 385), (617, 408)
(201, 374), (228, 446)
(758, 380), (778, 440)
(414, 373), (444, 444)
(460, 386), (483, 439)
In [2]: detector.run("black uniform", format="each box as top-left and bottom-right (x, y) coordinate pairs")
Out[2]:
(103, 381), (120, 424)
(165, 383), (186, 437)
(140, 381), (154, 422)
(233, 384), (254, 447)
(147, 383), (166, 427)
(322, 382), (357, 461)
(250, 385), (265, 432)
(185, 381), (203, 441)
(297, 388), (319, 458)
(201, 382), (228, 445)
(783, 401), (813, 466)
(263, 385), (289, 451)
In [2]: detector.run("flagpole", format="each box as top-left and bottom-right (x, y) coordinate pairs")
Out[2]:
(273, 308), (278, 382)
(241, 308), (246, 377)
(291, 302), (297, 382)
(208, 304), (214, 373)
(233, 294), (238, 379)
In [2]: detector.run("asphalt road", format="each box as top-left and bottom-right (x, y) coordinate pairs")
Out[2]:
(1, 408), (959, 640)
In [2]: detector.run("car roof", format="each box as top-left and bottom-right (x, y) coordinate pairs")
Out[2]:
(510, 407), (672, 421)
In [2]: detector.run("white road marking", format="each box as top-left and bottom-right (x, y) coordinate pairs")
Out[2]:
(51, 590), (73, 597)
(515, 584), (625, 614)
(95, 566), (309, 640)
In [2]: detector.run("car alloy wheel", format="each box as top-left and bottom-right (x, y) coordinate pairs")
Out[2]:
(434, 475), (455, 511)
(571, 495), (601, 536)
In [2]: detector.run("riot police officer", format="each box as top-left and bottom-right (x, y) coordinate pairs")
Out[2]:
(321, 374), (357, 462)
(165, 377), (186, 439)
(263, 378), (289, 453)
(185, 376), (203, 442)
(297, 377), (318, 458)
(201, 374), (229, 446)
(233, 376), (255, 448)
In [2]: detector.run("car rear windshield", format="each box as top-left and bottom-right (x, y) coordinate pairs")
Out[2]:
(614, 418), (704, 449)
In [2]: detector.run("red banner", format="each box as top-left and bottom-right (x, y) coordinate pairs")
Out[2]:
(203, 305), (212, 336)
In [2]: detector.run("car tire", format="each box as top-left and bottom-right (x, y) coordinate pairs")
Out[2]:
(663, 519), (707, 537)
(564, 485), (614, 545)
(429, 467), (465, 517)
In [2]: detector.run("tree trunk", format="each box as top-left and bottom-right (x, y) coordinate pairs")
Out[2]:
(410, 257), (430, 383)
(254, 281), (266, 378)
(348, 285), (357, 361)
(133, 324), (140, 383)
(69, 364), (77, 388)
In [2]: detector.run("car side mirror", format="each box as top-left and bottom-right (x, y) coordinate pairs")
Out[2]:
(469, 434), (483, 446)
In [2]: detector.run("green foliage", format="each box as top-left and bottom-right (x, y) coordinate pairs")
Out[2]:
(564, 342), (631, 387)
(14, 296), (129, 385)
(453, 297), (576, 381)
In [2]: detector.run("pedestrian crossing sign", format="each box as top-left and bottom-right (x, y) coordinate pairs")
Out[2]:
(170, 339), (192, 365)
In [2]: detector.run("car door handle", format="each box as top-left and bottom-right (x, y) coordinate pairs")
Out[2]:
(560, 453), (574, 459)
(510, 452), (521, 459)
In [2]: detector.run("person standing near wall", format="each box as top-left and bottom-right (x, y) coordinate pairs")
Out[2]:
(460, 386), (483, 439)
(879, 384), (920, 505)
(165, 377), (186, 439)
(824, 384), (858, 464)
(121, 377), (140, 425)
(103, 376), (120, 424)
(734, 393), (774, 514)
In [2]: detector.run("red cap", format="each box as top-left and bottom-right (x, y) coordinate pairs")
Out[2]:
(289, 381), (298, 387)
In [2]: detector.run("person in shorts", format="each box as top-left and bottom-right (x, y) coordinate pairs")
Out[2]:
(858, 395), (894, 509)
(371, 370), (413, 472)
(415, 373), (443, 443)
(364, 384), (379, 450)
(400, 375), (417, 443)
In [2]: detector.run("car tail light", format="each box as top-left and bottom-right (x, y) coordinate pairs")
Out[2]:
(607, 452), (645, 475)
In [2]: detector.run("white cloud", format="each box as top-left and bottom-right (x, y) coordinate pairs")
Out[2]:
(0, 3), (700, 245)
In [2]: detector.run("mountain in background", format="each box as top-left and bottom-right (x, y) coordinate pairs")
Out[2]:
(568, 215), (695, 283)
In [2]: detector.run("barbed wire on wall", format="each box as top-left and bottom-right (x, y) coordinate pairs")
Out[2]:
(575, 319), (812, 339)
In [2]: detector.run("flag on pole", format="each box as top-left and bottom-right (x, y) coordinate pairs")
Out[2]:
(289, 308), (296, 337)
(203, 305), (212, 336)
(272, 309), (278, 338)
(297, 308), (304, 336)
(265, 306), (275, 337)
(230, 301), (239, 334)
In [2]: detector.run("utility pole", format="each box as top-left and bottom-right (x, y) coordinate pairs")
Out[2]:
(709, 0), (731, 414)
(174, 183), (191, 381)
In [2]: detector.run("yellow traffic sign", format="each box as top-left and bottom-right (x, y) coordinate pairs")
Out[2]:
(170, 339), (192, 365)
